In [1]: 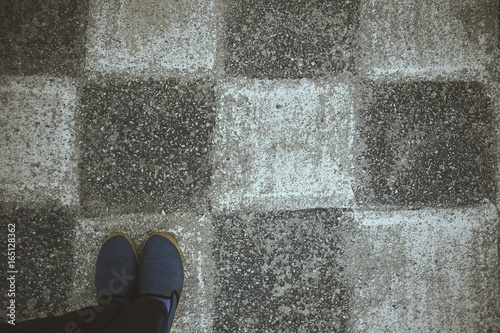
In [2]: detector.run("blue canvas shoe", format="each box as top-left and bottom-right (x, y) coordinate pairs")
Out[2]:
(139, 233), (184, 333)
(95, 233), (139, 305)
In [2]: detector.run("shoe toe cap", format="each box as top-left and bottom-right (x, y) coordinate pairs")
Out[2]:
(140, 235), (184, 297)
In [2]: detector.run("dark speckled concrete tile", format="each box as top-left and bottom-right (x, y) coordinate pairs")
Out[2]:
(214, 209), (350, 332)
(79, 78), (215, 217)
(225, 0), (359, 79)
(0, 0), (88, 76)
(0, 203), (75, 321)
(356, 81), (496, 208)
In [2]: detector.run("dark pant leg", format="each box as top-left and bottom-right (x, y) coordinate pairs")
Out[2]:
(6, 300), (126, 333)
(0, 322), (32, 333)
(102, 298), (168, 333)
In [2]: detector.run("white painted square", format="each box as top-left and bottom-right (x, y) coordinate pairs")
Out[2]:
(358, 0), (498, 80)
(0, 76), (79, 206)
(210, 78), (355, 212)
(85, 0), (218, 76)
(345, 204), (500, 332)
(70, 212), (215, 333)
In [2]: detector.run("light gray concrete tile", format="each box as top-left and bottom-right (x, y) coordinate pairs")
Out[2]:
(210, 78), (355, 212)
(85, 0), (218, 77)
(358, 0), (498, 80)
(0, 76), (79, 206)
(70, 212), (215, 333)
(342, 204), (500, 332)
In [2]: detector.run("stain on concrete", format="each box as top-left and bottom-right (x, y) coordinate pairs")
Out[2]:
(79, 78), (215, 217)
(225, 0), (360, 79)
(357, 81), (496, 208)
(0, 0), (88, 76)
(0, 203), (75, 320)
(214, 209), (351, 332)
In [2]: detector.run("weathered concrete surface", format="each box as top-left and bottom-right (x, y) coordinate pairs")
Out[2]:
(358, 0), (498, 80)
(70, 212), (215, 333)
(493, 81), (500, 209)
(0, 204), (76, 320)
(210, 78), (355, 212)
(0, 0), (499, 332)
(0, 0), (88, 76)
(79, 78), (214, 217)
(225, 0), (359, 79)
(85, 0), (218, 77)
(342, 204), (500, 332)
(356, 81), (496, 208)
(214, 209), (350, 332)
(0, 76), (79, 206)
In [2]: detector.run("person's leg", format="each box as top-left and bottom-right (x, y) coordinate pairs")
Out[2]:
(0, 322), (32, 333)
(4, 233), (139, 333)
(13, 299), (127, 333)
(103, 233), (184, 333)
(100, 298), (169, 333)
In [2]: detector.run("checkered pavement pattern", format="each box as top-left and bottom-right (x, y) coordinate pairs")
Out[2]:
(1, 0), (500, 331)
